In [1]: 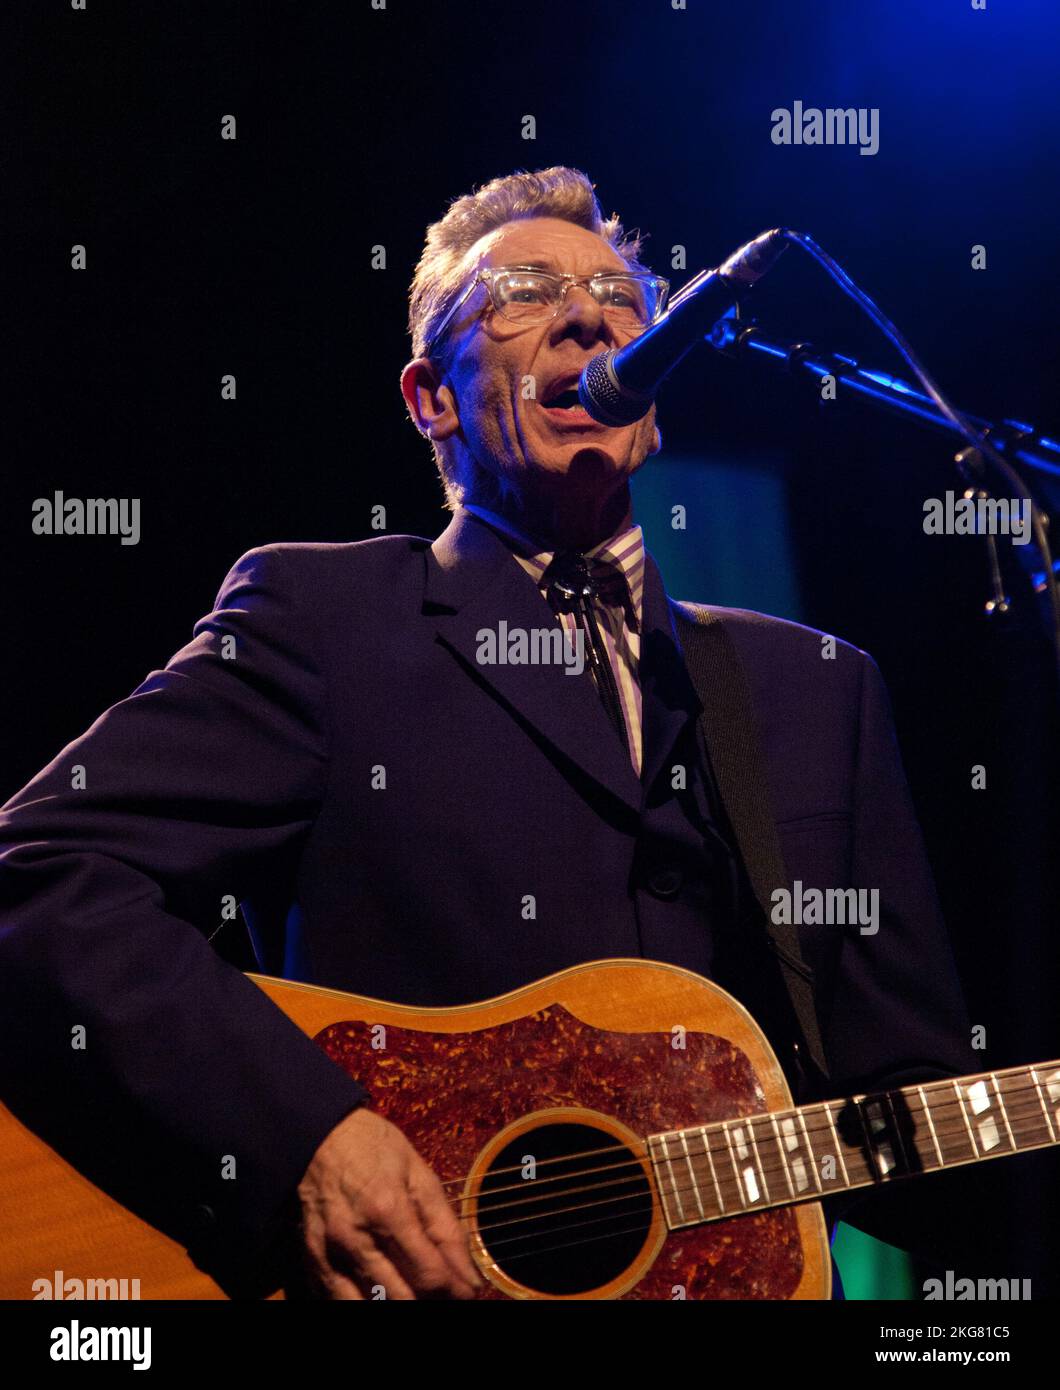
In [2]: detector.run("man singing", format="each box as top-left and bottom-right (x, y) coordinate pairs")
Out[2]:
(0, 167), (983, 1300)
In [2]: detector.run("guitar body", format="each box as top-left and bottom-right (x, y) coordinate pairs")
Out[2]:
(0, 959), (830, 1300)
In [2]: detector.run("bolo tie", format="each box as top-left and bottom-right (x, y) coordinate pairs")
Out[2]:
(546, 550), (630, 758)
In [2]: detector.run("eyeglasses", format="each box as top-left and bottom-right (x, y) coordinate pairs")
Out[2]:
(425, 265), (670, 358)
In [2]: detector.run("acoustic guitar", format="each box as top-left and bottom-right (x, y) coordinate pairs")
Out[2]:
(2, 958), (1057, 1300)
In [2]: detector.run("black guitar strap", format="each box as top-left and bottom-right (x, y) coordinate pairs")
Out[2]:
(670, 599), (831, 1082)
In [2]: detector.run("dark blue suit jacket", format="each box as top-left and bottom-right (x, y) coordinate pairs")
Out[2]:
(0, 509), (980, 1296)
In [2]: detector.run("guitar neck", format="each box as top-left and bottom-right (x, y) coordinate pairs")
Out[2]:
(648, 1059), (1060, 1228)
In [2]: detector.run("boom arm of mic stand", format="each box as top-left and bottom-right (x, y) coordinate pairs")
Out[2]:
(707, 311), (1060, 683)
(707, 314), (1060, 480)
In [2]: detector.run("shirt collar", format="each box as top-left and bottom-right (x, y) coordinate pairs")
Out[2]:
(461, 501), (646, 632)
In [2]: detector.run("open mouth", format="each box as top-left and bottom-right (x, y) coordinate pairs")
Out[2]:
(538, 376), (606, 427)
(541, 386), (583, 410)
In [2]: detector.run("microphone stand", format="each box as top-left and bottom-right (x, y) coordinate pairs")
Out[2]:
(707, 309), (1060, 687)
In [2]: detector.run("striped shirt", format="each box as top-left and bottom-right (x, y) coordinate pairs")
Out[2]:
(462, 503), (646, 777)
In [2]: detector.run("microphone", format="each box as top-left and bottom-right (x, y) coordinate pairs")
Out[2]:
(578, 228), (789, 426)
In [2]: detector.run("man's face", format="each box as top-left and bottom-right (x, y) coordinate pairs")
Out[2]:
(437, 217), (662, 500)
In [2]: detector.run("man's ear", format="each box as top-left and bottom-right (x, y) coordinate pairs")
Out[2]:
(400, 358), (461, 442)
(648, 415), (662, 456)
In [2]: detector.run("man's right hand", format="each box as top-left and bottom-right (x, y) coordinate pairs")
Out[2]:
(294, 1106), (484, 1300)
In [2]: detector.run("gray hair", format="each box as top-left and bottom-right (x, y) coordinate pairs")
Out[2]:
(405, 167), (650, 510)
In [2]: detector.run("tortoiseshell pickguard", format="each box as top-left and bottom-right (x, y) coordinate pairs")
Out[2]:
(314, 1006), (805, 1299)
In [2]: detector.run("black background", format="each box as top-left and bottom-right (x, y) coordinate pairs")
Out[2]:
(7, 0), (1060, 1294)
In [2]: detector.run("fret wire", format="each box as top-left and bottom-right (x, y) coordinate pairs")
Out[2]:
(744, 1116), (769, 1203)
(698, 1124), (726, 1213)
(860, 1095), (898, 1180)
(916, 1085), (945, 1168)
(951, 1079), (980, 1157)
(736, 1117), (762, 1207)
(657, 1118), (1060, 1227)
(1029, 1066), (1058, 1142)
(901, 1088), (934, 1172)
(997, 1075), (1052, 1149)
(796, 1107), (825, 1192)
(688, 1087), (1054, 1164)
(710, 1121), (743, 1213)
(919, 1061), (1060, 1104)
(784, 1108), (820, 1195)
(744, 1114), (771, 1204)
(722, 1120), (750, 1208)
(676, 1070), (1059, 1148)
(678, 1128), (705, 1219)
(980, 1099), (1049, 1143)
(831, 1106), (875, 1186)
(989, 1072), (1017, 1150)
(486, 1067), (1060, 1245)
(661, 1133), (1060, 1225)
(769, 1112), (796, 1198)
(961, 1075), (1012, 1156)
(661, 1133), (686, 1223)
(822, 1100), (851, 1186)
(883, 1091), (912, 1173)
(803, 1102), (837, 1189)
(853, 1094), (881, 1181)
(651, 1069), (1060, 1224)
(647, 1134), (679, 1226)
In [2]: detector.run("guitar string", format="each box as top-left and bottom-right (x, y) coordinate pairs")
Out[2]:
(495, 1073), (1060, 1271)
(496, 1216), (689, 1269)
(437, 1074), (1056, 1198)
(437, 1088), (1055, 1237)
(460, 1104), (1054, 1249)
(463, 1156), (645, 1207)
(462, 1094), (1055, 1224)
(403, 1084), (1059, 1264)
(470, 1170), (656, 1234)
(468, 1090), (1060, 1243)
(433, 1067), (1060, 1189)
(484, 1198), (664, 1256)
(449, 1107), (1053, 1231)
(445, 1095), (1058, 1260)
(460, 1135), (1054, 1256)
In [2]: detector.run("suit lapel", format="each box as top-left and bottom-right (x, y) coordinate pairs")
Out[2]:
(638, 552), (701, 794)
(424, 510), (643, 814)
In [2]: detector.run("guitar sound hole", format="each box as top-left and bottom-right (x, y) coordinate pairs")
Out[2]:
(475, 1121), (653, 1295)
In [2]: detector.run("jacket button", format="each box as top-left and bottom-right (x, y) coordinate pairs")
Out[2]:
(647, 867), (683, 899)
(189, 1203), (217, 1241)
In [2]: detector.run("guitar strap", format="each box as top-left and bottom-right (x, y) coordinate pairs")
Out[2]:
(670, 600), (831, 1082)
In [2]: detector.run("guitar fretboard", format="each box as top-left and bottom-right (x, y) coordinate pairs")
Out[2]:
(646, 1060), (1060, 1229)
